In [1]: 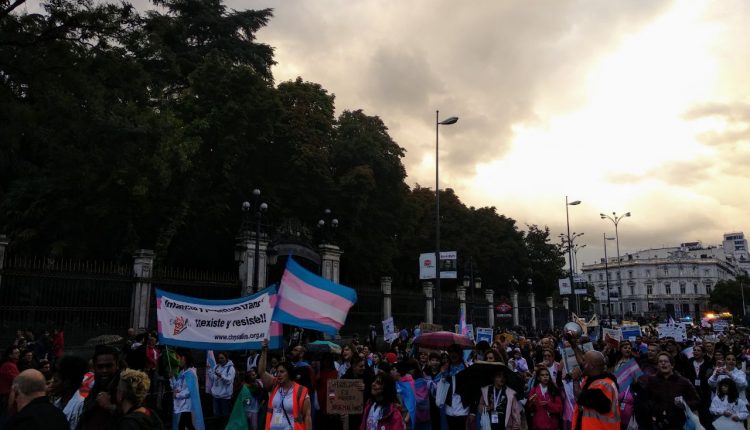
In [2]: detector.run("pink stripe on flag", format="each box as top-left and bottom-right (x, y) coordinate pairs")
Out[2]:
(281, 270), (354, 311)
(277, 299), (344, 330)
(270, 322), (283, 336)
(156, 297), (161, 309)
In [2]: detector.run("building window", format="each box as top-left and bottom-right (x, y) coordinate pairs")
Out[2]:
(588, 274), (592, 282)
(706, 284), (712, 295)
(599, 273), (603, 281)
(647, 284), (653, 295)
(704, 269), (710, 276)
(646, 269), (651, 278)
(631, 302), (636, 312)
(693, 283), (698, 294)
(628, 270), (633, 279)
(663, 266), (669, 275)
(665, 283), (671, 294)
(680, 283), (686, 294)
(629, 285), (634, 295)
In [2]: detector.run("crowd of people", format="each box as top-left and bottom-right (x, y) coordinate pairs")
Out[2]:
(1, 323), (750, 430)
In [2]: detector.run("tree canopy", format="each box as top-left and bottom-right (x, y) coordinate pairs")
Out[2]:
(0, 0), (565, 295)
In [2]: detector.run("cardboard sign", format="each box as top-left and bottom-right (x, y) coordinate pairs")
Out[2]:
(713, 319), (729, 333)
(326, 379), (363, 414)
(419, 323), (443, 333)
(561, 346), (580, 374)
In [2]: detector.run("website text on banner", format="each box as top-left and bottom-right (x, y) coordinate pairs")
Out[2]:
(156, 287), (281, 350)
(273, 257), (357, 335)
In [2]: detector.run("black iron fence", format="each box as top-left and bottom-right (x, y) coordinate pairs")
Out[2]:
(0, 255), (132, 346)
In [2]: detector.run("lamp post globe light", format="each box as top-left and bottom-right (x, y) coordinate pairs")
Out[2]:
(318, 208), (339, 244)
(600, 211), (631, 319)
(242, 188), (268, 293)
(435, 110), (458, 325)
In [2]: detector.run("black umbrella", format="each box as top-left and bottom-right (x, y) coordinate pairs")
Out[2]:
(454, 361), (525, 406)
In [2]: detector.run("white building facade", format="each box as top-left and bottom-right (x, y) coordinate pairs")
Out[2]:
(581, 242), (738, 319)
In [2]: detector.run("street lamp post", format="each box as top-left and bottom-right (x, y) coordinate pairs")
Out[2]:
(435, 110), (458, 326)
(242, 189), (268, 293)
(317, 208), (339, 244)
(462, 258), (481, 323)
(601, 211), (631, 320)
(603, 234), (615, 325)
(565, 197), (581, 313)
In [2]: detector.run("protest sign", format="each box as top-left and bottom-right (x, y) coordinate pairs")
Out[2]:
(713, 319), (729, 333)
(326, 379), (364, 414)
(602, 328), (622, 348)
(657, 322), (687, 342)
(156, 287), (278, 350)
(476, 328), (493, 345)
(561, 346), (580, 374)
(382, 317), (396, 342)
(454, 324), (475, 341)
(580, 342), (594, 352)
(620, 325), (642, 342)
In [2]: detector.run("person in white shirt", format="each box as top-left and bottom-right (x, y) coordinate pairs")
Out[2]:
(708, 353), (747, 400)
(710, 378), (749, 423)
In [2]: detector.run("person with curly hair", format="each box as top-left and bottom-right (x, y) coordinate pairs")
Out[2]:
(115, 369), (164, 430)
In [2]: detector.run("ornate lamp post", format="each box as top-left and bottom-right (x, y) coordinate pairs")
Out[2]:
(601, 211), (631, 320)
(242, 189), (268, 293)
(434, 110), (458, 325)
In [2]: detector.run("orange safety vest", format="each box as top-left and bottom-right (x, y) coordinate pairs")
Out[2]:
(571, 376), (620, 430)
(265, 382), (308, 430)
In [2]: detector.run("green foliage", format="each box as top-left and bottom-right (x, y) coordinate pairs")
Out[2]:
(0, 0), (567, 291)
(709, 276), (750, 318)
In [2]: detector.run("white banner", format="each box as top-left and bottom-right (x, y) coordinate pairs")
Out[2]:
(419, 251), (458, 280)
(156, 287), (277, 350)
(657, 322), (688, 342)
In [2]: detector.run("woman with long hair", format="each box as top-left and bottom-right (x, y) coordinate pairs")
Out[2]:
(258, 339), (312, 430)
(359, 372), (404, 430)
(526, 367), (562, 430)
(170, 349), (204, 430)
(710, 378), (748, 422)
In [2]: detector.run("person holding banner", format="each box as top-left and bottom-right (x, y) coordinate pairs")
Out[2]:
(258, 339), (312, 430)
(170, 349), (204, 430)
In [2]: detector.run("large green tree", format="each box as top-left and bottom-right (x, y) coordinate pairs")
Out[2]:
(710, 276), (750, 320)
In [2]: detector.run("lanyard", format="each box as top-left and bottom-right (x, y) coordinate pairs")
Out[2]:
(493, 386), (504, 409)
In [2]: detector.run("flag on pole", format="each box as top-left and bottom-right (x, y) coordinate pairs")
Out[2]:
(459, 307), (468, 336)
(225, 385), (251, 430)
(205, 350), (216, 394)
(273, 257), (357, 335)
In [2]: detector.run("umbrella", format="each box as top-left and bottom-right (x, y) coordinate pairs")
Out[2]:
(413, 331), (474, 350)
(455, 361), (525, 406)
(305, 340), (342, 355)
(84, 334), (123, 347)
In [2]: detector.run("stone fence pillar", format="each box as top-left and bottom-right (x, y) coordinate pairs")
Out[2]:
(0, 235), (7, 288)
(485, 289), (495, 328)
(320, 244), (343, 284)
(457, 286), (467, 327)
(529, 292), (537, 331)
(236, 232), (269, 296)
(546, 297), (554, 330)
(423, 282), (434, 324)
(381, 276), (392, 321)
(511, 290), (519, 326)
(131, 249), (155, 331)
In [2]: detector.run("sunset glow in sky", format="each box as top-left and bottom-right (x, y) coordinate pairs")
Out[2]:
(241, 0), (750, 267)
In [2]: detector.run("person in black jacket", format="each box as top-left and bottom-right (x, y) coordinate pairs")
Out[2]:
(6, 369), (68, 430)
(683, 344), (713, 429)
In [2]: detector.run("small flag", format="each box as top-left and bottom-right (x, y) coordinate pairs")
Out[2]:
(205, 350), (216, 394)
(273, 257), (357, 335)
(225, 385), (251, 430)
(459, 307), (468, 336)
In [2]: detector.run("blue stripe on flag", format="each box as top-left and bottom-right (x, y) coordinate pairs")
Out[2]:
(272, 308), (339, 335)
(157, 336), (282, 351)
(286, 258), (357, 303)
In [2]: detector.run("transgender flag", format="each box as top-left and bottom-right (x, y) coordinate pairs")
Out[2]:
(273, 257), (357, 335)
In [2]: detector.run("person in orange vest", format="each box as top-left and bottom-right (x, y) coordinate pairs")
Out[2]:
(571, 350), (620, 430)
(258, 339), (312, 430)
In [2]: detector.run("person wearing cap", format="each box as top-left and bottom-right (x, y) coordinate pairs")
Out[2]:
(435, 344), (470, 430)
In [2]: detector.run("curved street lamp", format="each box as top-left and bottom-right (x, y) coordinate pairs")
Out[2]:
(435, 110), (458, 325)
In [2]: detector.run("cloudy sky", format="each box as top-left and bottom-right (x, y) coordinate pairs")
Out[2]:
(231, 0), (749, 268)
(26, 0), (748, 268)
